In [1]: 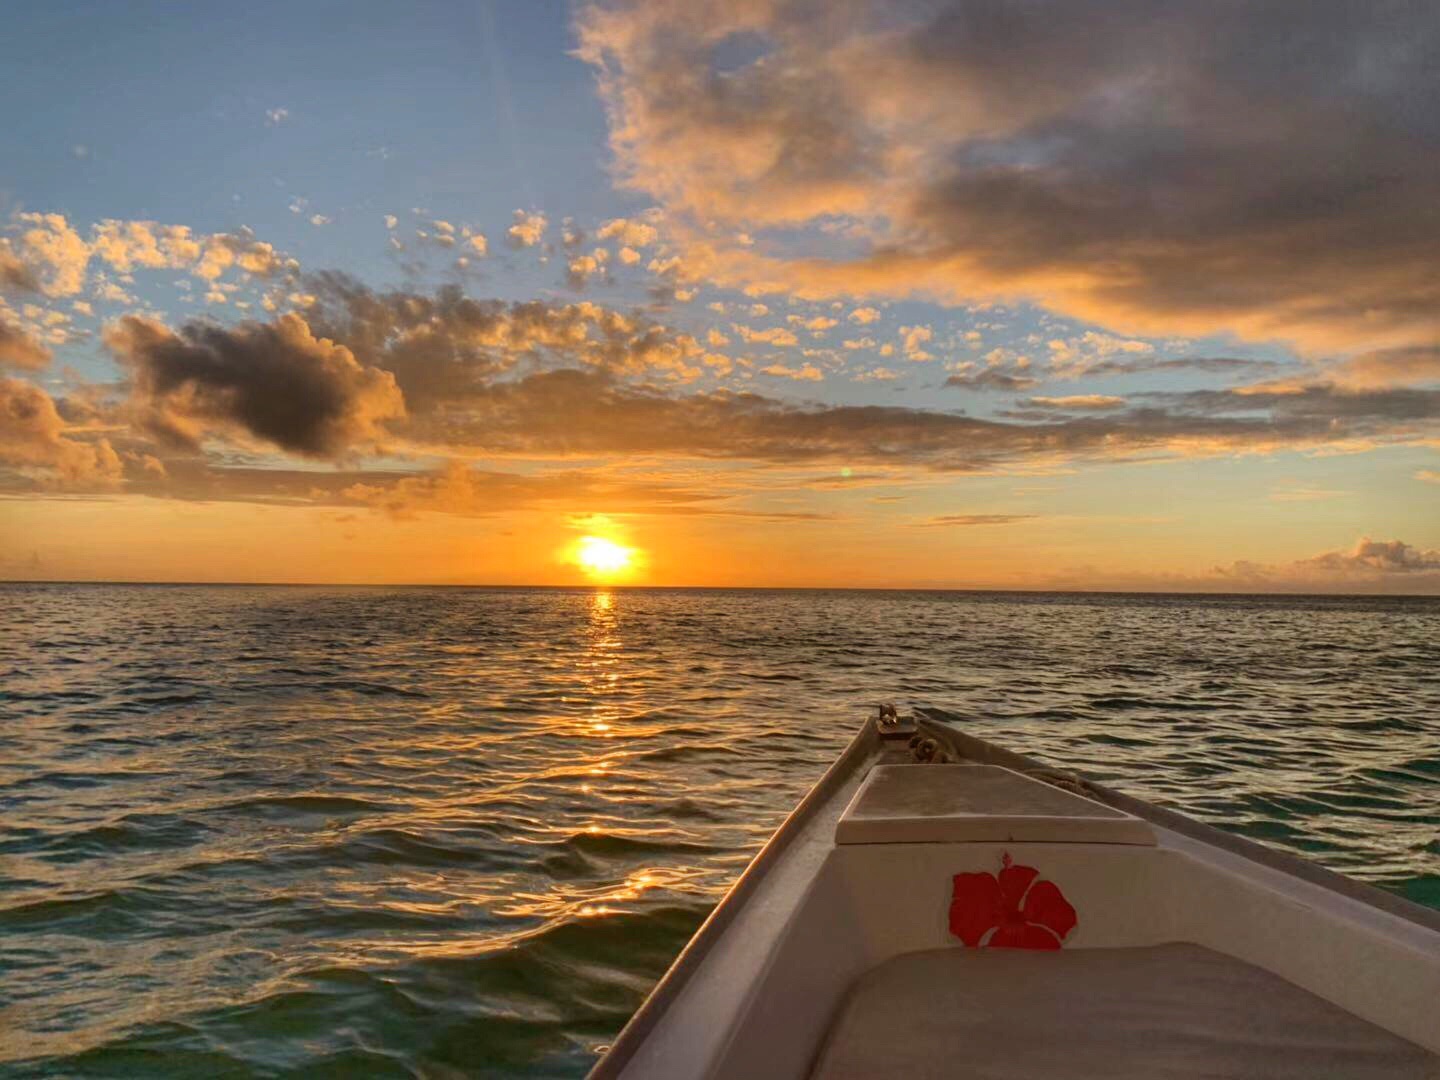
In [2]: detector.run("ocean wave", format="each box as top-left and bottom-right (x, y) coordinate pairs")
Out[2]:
(2, 583), (1436, 1077)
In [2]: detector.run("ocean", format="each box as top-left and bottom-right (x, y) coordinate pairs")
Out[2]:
(2, 584), (1437, 1077)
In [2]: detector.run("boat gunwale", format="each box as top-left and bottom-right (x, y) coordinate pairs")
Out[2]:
(916, 705), (1440, 935)
(587, 722), (881, 1079)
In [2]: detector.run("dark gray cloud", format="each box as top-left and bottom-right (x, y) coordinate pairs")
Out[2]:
(581, 0), (1440, 350)
(1148, 384), (1440, 424)
(1075, 356), (1282, 380)
(944, 370), (1038, 391)
(303, 273), (717, 409)
(104, 312), (404, 458)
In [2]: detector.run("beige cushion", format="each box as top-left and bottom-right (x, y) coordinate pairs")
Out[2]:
(810, 944), (1439, 1079)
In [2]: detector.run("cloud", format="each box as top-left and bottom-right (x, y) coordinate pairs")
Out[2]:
(791, 315), (837, 332)
(578, 1), (1440, 352)
(301, 275), (716, 404)
(849, 307), (881, 325)
(335, 459), (746, 520)
(265, 106), (289, 126)
(945, 369), (1038, 391)
(1064, 355), (1279, 381)
(1416, 469), (1440, 485)
(14, 276), (1439, 508)
(13, 213), (89, 296)
(921, 513), (1035, 526)
(734, 323), (798, 347)
(105, 313), (405, 458)
(0, 318), (51, 370)
(567, 249), (610, 288)
(1283, 346), (1440, 391)
(0, 239), (39, 292)
(760, 362), (823, 381)
(852, 366), (897, 382)
(899, 324), (933, 361)
(1215, 537), (1440, 590)
(1025, 395), (1126, 410)
(596, 216), (658, 248)
(5, 216), (288, 300)
(0, 377), (121, 488)
(506, 210), (548, 248)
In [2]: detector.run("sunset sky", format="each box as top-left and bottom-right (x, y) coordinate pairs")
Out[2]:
(2, 0), (1437, 590)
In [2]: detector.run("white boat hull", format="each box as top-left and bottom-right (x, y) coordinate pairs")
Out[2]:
(591, 708), (1440, 1078)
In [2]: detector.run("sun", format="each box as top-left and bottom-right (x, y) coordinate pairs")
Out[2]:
(575, 535), (635, 579)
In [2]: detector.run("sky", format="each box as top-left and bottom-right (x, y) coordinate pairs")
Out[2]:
(1, 0), (1437, 591)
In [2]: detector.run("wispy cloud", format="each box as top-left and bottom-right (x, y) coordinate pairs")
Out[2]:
(920, 514), (1036, 527)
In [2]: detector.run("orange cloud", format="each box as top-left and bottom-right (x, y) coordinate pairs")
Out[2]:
(0, 318), (51, 370)
(578, 1), (1440, 353)
(0, 377), (121, 488)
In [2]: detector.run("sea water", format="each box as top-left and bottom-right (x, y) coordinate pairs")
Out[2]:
(2, 584), (1437, 1077)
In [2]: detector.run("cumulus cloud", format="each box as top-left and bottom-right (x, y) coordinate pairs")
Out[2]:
(3, 215), (288, 301)
(506, 210), (548, 248)
(0, 318), (51, 370)
(0, 239), (39, 292)
(105, 313), (405, 458)
(1216, 537), (1440, 591)
(761, 362), (823, 381)
(567, 248), (611, 289)
(12, 213), (89, 296)
(300, 275), (720, 404)
(0, 377), (121, 487)
(596, 216), (659, 248)
(734, 324), (798, 347)
(899, 324), (933, 361)
(578, 0), (1440, 352)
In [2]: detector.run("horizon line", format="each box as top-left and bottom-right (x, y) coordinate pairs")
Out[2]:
(3, 578), (1438, 599)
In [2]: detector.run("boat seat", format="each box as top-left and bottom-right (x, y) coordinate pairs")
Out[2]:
(810, 943), (1439, 1079)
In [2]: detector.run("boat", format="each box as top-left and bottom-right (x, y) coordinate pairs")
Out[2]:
(590, 706), (1440, 1079)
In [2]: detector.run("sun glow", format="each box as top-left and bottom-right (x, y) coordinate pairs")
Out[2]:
(574, 535), (635, 579)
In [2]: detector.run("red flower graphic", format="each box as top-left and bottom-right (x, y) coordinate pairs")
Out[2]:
(949, 853), (1077, 949)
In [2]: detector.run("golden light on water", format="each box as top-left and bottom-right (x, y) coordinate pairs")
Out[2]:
(573, 535), (637, 580)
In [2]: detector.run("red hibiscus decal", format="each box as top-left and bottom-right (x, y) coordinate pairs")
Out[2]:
(949, 853), (1077, 949)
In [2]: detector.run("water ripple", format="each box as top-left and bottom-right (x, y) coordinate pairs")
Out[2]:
(0, 583), (1437, 1077)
